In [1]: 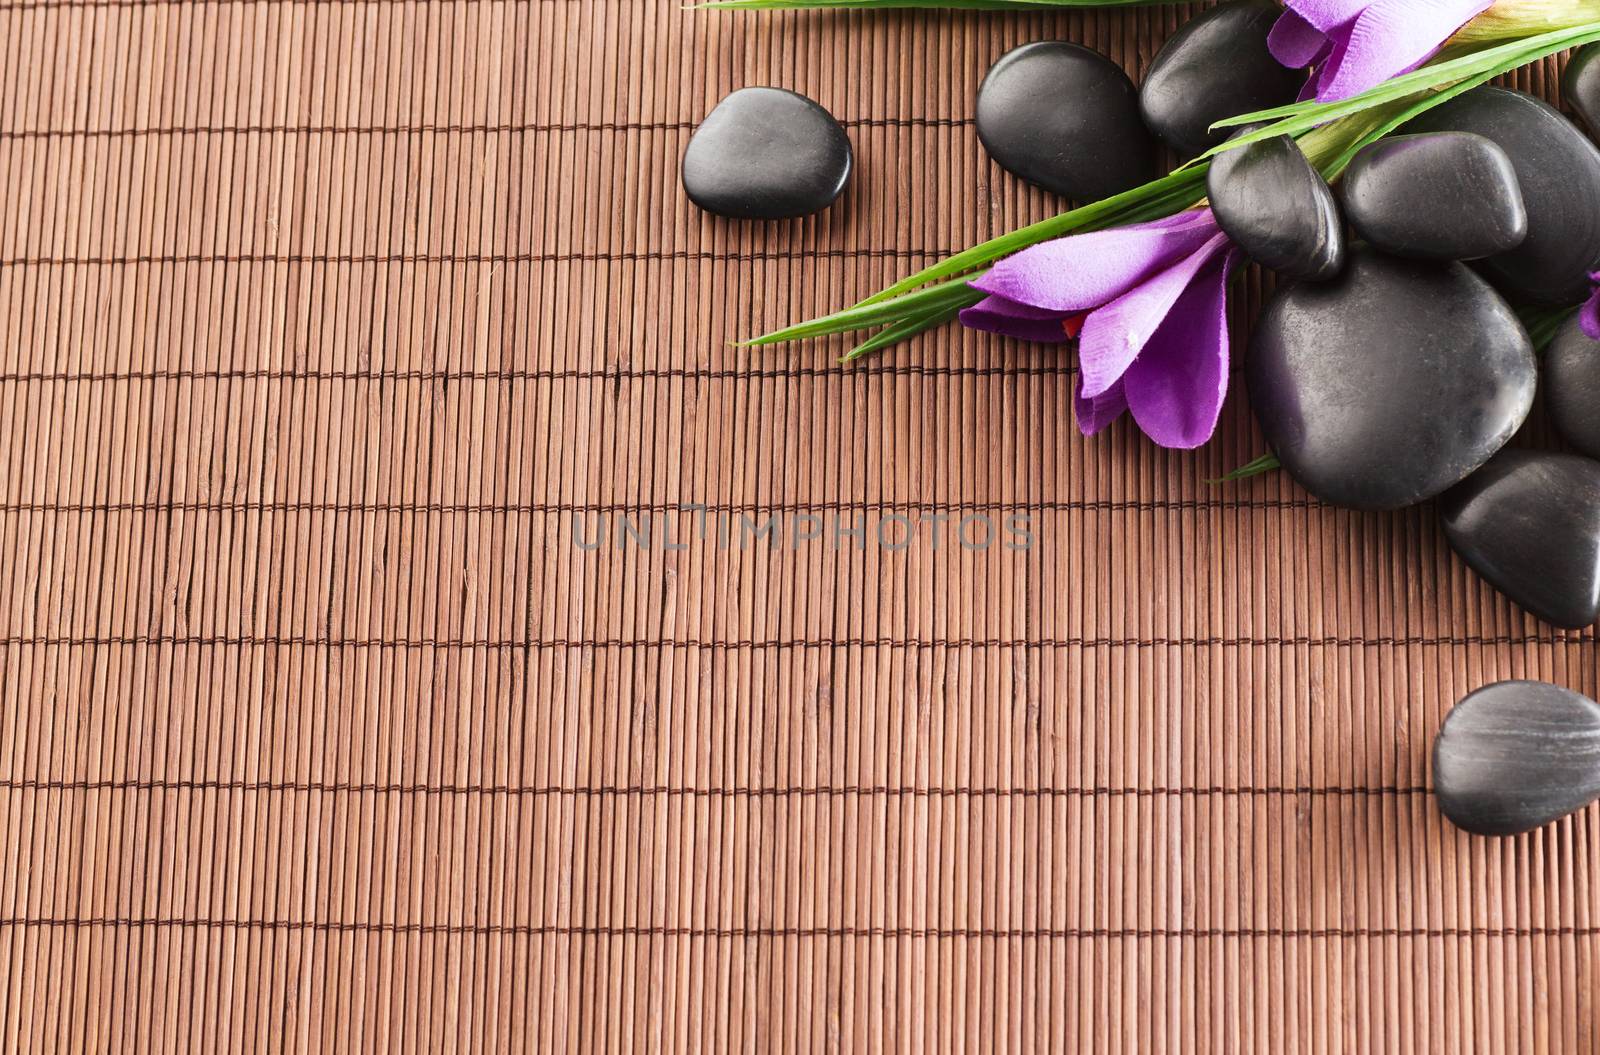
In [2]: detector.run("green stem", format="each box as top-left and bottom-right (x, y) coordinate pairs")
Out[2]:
(1208, 453), (1282, 485)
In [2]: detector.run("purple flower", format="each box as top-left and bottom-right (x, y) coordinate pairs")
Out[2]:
(958, 209), (1239, 449)
(1269, 0), (1491, 102)
(1582, 272), (1600, 341)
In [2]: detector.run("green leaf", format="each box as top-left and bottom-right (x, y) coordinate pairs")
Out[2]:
(841, 302), (968, 360)
(1517, 303), (1581, 353)
(856, 166), (1208, 307)
(1200, 23), (1600, 168)
(743, 276), (980, 345)
(1208, 453), (1281, 485)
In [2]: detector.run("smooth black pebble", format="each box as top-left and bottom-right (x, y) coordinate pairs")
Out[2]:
(1340, 132), (1527, 261)
(1207, 132), (1343, 281)
(976, 42), (1156, 201)
(1438, 448), (1600, 629)
(1139, 0), (1305, 157)
(1248, 249), (1535, 511)
(1565, 43), (1600, 137)
(1546, 315), (1600, 460)
(1405, 87), (1600, 304)
(680, 88), (852, 220)
(1434, 680), (1600, 836)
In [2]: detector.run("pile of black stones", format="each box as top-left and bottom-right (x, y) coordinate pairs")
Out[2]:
(679, 5), (1600, 837)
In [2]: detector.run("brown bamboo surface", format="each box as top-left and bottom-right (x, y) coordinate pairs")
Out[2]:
(0, 0), (1597, 1050)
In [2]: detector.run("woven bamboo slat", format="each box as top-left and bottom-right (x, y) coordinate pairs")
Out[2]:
(0, 0), (1595, 1049)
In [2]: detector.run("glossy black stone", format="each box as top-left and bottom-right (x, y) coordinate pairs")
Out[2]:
(680, 88), (852, 220)
(1340, 133), (1527, 261)
(1140, 0), (1304, 157)
(1406, 87), (1600, 304)
(1248, 250), (1536, 511)
(1207, 132), (1343, 281)
(1546, 316), (1600, 460)
(1433, 680), (1600, 837)
(976, 42), (1157, 201)
(1438, 448), (1600, 629)
(1564, 43), (1600, 138)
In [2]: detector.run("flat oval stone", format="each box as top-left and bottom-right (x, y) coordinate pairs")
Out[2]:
(1248, 249), (1536, 511)
(1140, 0), (1305, 157)
(1546, 315), (1600, 460)
(976, 42), (1157, 201)
(1207, 132), (1343, 280)
(1434, 680), (1600, 836)
(1340, 132), (1527, 261)
(1405, 87), (1600, 304)
(1564, 43), (1600, 137)
(681, 88), (851, 220)
(1438, 448), (1600, 629)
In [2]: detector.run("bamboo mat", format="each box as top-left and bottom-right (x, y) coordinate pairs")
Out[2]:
(0, 0), (1597, 1050)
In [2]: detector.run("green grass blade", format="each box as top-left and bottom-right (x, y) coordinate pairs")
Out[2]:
(1201, 23), (1600, 164)
(1208, 453), (1281, 484)
(840, 301), (971, 361)
(743, 276), (979, 345)
(856, 165), (1208, 307)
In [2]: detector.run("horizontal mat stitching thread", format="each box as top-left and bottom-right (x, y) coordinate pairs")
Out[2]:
(0, 117), (975, 139)
(0, 634), (1589, 647)
(0, 499), (1318, 514)
(0, 779), (1432, 796)
(0, 920), (1590, 939)
(0, 365), (1077, 383)
(0, 248), (958, 266)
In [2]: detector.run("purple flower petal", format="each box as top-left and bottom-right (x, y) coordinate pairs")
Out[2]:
(1121, 249), (1239, 449)
(1073, 377), (1128, 436)
(1282, 0), (1371, 33)
(1076, 231), (1232, 398)
(958, 295), (1075, 344)
(971, 211), (1218, 313)
(1268, 10), (1334, 69)
(1314, 0), (1490, 101)
(1581, 283), (1600, 341)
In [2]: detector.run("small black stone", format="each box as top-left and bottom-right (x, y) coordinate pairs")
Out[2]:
(1248, 249), (1536, 511)
(1405, 87), (1600, 305)
(1207, 132), (1343, 281)
(1433, 680), (1600, 837)
(1438, 448), (1600, 629)
(680, 88), (852, 220)
(1140, 0), (1305, 157)
(976, 42), (1157, 201)
(1340, 133), (1527, 261)
(1564, 43), (1600, 138)
(1546, 315), (1600, 460)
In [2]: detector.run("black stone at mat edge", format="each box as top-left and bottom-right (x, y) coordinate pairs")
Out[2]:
(1405, 87), (1600, 305)
(1438, 448), (1600, 630)
(1546, 315), (1600, 460)
(1207, 132), (1343, 281)
(976, 41), (1156, 201)
(1139, 0), (1305, 157)
(1434, 680), (1600, 837)
(681, 88), (852, 220)
(1340, 132), (1527, 261)
(1565, 43), (1600, 138)
(1248, 250), (1535, 511)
